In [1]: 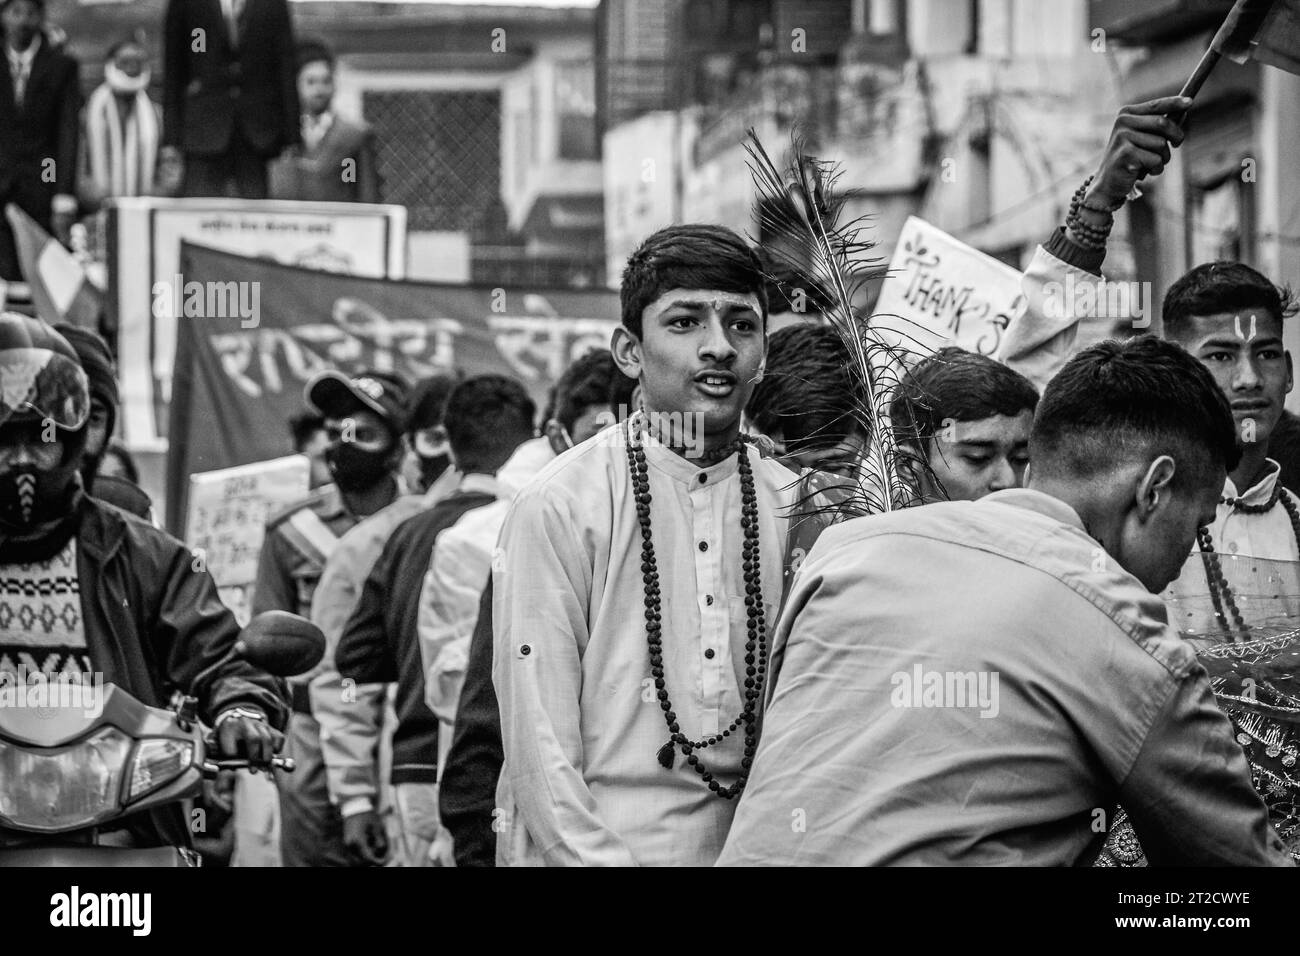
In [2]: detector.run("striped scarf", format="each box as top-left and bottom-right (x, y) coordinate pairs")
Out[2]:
(84, 72), (158, 200)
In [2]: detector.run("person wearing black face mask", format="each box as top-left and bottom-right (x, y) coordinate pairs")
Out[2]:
(0, 313), (287, 853)
(401, 373), (458, 494)
(251, 366), (407, 867)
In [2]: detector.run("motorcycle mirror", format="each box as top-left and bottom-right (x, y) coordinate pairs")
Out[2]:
(236, 611), (326, 677)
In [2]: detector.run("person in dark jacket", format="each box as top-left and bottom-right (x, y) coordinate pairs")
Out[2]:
(0, 314), (286, 851)
(161, 0), (300, 199)
(0, 0), (80, 280)
(269, 42), (380, 204)
(334, 375), (535, 866)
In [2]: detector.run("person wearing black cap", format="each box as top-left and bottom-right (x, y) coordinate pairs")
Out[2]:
(253, 367), (407, 867)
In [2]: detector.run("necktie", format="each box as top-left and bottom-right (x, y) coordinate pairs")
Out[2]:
(223, 0), (244, 48)
(10, 52), (30, 108)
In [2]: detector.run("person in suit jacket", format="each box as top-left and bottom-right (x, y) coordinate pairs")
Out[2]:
(269, 43), (380, 204)
(0, 0), (80, 281)
(161, 0), (300, 200)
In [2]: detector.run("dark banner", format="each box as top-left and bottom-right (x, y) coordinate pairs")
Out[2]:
(167, 242), (619, 530)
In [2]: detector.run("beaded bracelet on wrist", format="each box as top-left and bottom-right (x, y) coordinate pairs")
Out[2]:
(1065, 210), (1111, 250)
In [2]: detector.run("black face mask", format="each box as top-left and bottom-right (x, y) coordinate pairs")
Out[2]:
(325, 442), (396, 493)
(0, 422), (88, 539)
(0, 463), (81, 536)
(417, 453), (451, 489)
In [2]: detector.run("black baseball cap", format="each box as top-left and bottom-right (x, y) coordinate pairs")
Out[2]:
(304, 368), (409, 434)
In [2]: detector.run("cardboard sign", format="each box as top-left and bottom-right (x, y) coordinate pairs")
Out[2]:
(184, 455), (311, 626)
(874, 216), (1027, 361)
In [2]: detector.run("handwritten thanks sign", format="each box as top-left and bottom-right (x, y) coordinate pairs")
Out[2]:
(185, 455), (311, 625)
(874, 217), (1028, 361)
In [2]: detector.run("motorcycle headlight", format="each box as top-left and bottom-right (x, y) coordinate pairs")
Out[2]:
(0, 727), (131, 832)
(127, 738), (194, 803)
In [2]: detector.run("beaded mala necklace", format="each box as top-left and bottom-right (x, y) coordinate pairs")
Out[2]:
(1197, 486), (1300, 641)
(624, 413), (767, 800)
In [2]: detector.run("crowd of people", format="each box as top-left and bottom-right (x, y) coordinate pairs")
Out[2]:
(2, 69), (1300, 866)
(0, 0), (375, 283)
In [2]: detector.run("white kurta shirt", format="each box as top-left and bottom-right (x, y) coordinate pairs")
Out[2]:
(1164, 460), (1300, 635)
(492, 424), (798, 866)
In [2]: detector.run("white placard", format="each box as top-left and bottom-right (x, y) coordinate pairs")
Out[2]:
(874, 216), (1027, 361)
(185, 455), (311, 626)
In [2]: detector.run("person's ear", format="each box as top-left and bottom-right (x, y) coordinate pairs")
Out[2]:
(611, 326), (643, 382)
(1286, 351), (1293, 395)
(1136, 455), (1176, 519)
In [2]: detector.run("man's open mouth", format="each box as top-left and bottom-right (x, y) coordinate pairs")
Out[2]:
(694, 371), (736, 396)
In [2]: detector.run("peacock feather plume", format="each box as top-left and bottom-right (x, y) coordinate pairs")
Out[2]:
(745, 130), (934, 520)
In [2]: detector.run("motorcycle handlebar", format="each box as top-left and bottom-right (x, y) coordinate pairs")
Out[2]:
(202, 756), (296, 776)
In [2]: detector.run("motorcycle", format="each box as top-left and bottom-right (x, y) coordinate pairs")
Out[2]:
(0, 611), (324, 866)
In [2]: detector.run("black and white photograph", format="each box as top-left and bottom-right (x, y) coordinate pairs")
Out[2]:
(2, 0), (1300, 938)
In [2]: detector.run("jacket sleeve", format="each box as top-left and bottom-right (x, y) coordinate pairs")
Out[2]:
(493, 488), (637, 866)
(161, 0), (187, 149)
(250, 526), (296, 616)
(55, 58), (81, 200)
(995, 227), (1110, 394)
(273, 0), (301, 150)
(441, 577), (501, 868)
(418, 527), (490, 725)
(309, 541), (387, 817)
(1118, 666), (1293, 866)
(335, 541), (399, 684)
(358, 128), (380, 204)
(147, 531), (289, 729)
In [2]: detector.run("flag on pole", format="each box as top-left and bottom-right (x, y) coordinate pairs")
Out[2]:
(4, 203), (102, 329)
(1215, 0), (1300, 75)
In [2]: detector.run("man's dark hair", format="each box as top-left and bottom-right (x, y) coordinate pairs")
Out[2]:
(619, 224), (768, 338)
(289, 410), (325, 451)
(609, 367), (637, 419)
(1031, 335), (1240, 486)
(746, 323), (861, 451)
(1162, 261), (1297, 339)
(554, 349), (616, 434)
(891, 347), (1040, 445)
(296, 40), (334, 73)
(406, 372), (459, 436)
(444, 374), (536, 474)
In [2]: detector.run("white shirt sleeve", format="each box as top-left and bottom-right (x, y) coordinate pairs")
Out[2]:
(492, 487), (638, 866)
(417, 523), (490, 726)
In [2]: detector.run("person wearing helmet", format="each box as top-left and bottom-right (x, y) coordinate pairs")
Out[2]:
(0, 313), (287, 851)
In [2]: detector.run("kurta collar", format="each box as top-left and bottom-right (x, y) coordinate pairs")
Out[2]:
(1222, 459), (1281, 508)
(458, 472), (499, 497)
(639, 427), (744, 485)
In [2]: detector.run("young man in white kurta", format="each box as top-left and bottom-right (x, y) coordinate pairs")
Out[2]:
(492, 224), (802, 866)
(493, 427), (796, 865)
